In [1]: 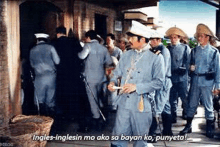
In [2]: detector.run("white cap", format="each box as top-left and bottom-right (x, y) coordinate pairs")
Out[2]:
(127, 20), (152, 38)
(150, 30), (163, 39)
(34, 33), (49, 38)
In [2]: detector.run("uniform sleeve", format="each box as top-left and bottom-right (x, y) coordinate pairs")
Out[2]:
(110, 54), (124, 85)
(29, 50), (34, 68)
(136, 55), (165, 94)
(51, 47), (60, 65)
(214, 51), (220, 89)
(118, 49), (123, 60)
(78, 43), (90, 59)
(186, 45), (191, 73)
(163, 47), (171, 77)
(104, 49), (113, 66)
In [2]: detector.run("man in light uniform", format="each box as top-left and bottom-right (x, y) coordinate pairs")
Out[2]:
(149, 30), (173, 137)
(166, 27), (191, 123)
(106, 33), (123, 60)
(108, 21), (165, 147)
(180, 24), (220, 138)
(30, 33), (60, 116)
(78, 30), (113, 131)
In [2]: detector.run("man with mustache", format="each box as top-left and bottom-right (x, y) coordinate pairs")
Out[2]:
(108, 21), (165, 147)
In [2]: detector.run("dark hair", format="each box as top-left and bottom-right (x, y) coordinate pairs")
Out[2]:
(37, 38), (48, 42)
(106, 33), (115, 40)
(126, 32), (148, 43)
(56, 26), (66, 35)
(85, 30), (97, 40)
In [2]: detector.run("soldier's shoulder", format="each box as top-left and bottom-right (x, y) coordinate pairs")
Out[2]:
(210, 45), (218, 52)
(149, 48), (161, 55)
(180, 43), (189, 48)
(123, 49), (133, 56)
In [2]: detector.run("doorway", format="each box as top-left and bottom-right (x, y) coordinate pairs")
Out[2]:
(95, 13), (107, 42)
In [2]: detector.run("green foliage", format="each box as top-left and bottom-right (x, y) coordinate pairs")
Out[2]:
(162, 39), (168, 46)
(188, 39), (197, 49)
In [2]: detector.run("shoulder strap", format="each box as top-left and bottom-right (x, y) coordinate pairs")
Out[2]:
(149, 48), (161, 55)
(209, 49), (217, 71)
(190, 47), (196, 65)
(182, 45), (188, 67)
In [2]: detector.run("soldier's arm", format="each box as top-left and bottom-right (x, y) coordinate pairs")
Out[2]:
(214, 51), (220, 89)
(104, 49), (113, 66)
(186, 45), (191, 72)
(51, 47), (60, 65)
(78, 43), (90, 59)
(136, 55), (165, 94)
(110, 54), (124, 85)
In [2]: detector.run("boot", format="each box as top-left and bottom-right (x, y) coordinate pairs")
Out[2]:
(148, 116), (157, 143)
(149, 116), (158, 136)
(39, 103), (46, 116)
(179, 117), (193, 135)
(182, 111), (187, 120)
(206, 119), (215, 138)
(171, 112), (177, 123)
(91, 117), (104, 132)
(162, 113), (173, 136)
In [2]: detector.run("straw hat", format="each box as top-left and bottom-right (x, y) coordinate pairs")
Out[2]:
(127, 20), (153, 38)
(194, 23), (218, 40)
(165, 27), (188, 38)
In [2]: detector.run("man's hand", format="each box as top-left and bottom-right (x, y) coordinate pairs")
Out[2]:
(122, 83), (136, 93)
(108, 82), (115, 92)
(213, 89), (220, 96)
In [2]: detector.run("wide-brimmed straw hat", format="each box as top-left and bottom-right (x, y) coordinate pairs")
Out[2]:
(194, 23), (218, 40)
(165, 27), (188, 38)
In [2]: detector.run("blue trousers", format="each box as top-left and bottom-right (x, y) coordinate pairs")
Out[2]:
(85, 82), (104, 119)
(169, 81), (188, 115)
(34, 73), (56, 108)
(155, 87), (171, 116)
(187, 79), (214, 120)
(111, 107), (152, 147)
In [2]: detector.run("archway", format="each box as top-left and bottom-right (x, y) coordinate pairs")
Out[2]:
(20, 1), (63, 59)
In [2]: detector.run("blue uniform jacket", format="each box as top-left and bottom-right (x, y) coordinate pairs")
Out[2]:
(191, 43), (220, 89)
(30, 42), (60, 76)
(111, 45), (165, 112)
(168, 43), (191, 83)
(78, 40), (113, 83)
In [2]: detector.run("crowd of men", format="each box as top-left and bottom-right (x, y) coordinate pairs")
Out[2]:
(24, 22), (220, 147)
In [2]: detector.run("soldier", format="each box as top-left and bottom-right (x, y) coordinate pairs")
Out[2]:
(30, 33), (60, 116)
(106, 33), (123, 60)
(78, 30), (113, 131)
(108, 21), (165, 147)
(179, 24), (220, 138)
(149, 30), (173, 137)
(53, 26), (83, 120)
(166, 27), (191, 123)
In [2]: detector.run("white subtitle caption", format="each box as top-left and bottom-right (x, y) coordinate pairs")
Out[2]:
(32, 134), (187, 142)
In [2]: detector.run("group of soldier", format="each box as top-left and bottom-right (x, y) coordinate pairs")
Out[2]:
(26, 21), (220, 147)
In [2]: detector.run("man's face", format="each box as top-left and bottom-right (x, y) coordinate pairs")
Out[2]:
(128, 36), (143, 50)
(85, 37), (91, 43)
(119, 41), (126, 50)
(150, 38), (161, 48)
(106, 36), (114, 46)
(197, 33), (209, 46)
(170, 34), (180, 45)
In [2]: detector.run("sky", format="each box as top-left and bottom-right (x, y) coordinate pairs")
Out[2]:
(157, 0), (218, 38)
